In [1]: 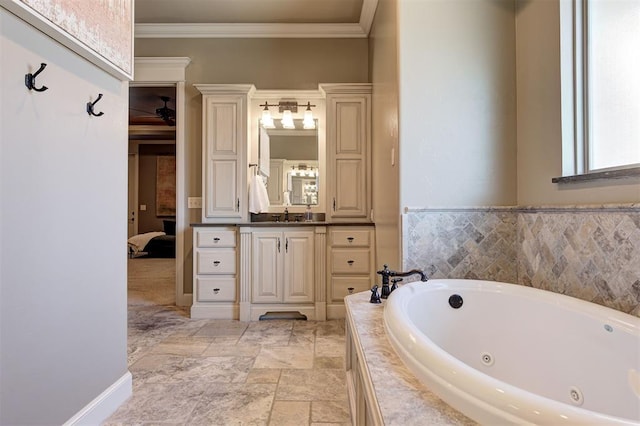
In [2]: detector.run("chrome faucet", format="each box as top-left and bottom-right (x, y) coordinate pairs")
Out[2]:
(376, 264), (428, 298)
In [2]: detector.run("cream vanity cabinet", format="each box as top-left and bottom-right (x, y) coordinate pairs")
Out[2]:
(251, 228), (314, 302)
(191, 226), (238, 318)
(322, 84), (372, 222)
(327, 226), (376, 318)
(195, 84), (253, 223)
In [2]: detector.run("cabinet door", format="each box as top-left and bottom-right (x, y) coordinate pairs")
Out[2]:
(251, 232), (282, 303)
(283, 231), (314, 303)
(203, 97), (244, 220)
(327, 95), (370, 220)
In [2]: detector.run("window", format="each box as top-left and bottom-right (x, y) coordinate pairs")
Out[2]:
(560, 0), (640, 178)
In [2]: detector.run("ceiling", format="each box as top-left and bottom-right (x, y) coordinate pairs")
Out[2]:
(134, 0), (378, 38)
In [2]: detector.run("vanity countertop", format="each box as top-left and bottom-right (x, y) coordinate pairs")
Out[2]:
(345, 291), (476, 426)
(190, 221), (376, 227)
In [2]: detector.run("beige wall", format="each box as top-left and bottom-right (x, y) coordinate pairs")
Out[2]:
(370, 0), (401, 269)
(397, 0), (517, 208)
(515, 0), (640, 205)
(134, 38), (369, 292)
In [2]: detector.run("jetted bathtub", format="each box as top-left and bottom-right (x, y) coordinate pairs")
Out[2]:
(383, 279), (640, 425)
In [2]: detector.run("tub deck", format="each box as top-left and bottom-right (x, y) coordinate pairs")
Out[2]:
(345, 291), (475, 425)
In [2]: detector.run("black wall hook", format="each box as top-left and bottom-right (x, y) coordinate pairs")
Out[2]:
(86, 93), (104, 117)
(25, 63), (49, 92)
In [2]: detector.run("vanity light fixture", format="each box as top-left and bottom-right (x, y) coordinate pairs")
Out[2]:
(259, 101), (316, 129)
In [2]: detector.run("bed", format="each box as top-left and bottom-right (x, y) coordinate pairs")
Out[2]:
(127, 220), (176, 258)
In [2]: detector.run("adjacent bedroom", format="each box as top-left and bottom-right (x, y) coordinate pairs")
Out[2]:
(127, 86), (177, 306)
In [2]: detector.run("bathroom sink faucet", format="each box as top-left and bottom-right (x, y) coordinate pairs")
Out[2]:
(376, 264), (428, 298)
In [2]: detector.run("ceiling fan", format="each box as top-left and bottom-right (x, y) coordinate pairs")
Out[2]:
(129, 95), (176, 126)
(155, 96), (176, 126)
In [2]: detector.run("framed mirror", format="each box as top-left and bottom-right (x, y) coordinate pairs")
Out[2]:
(259, 119), (319, 206)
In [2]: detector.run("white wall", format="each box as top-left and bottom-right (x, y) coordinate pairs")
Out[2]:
(397, 0), (517, 208)
(515, 0), (640, 205)
(1, 9), (129, 424)
(370, 0), (401, 269)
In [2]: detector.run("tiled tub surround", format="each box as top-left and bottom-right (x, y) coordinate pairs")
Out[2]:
(403, 205), (640, 316)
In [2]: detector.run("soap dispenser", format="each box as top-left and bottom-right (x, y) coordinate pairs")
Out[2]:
(304, 205), (313, 222)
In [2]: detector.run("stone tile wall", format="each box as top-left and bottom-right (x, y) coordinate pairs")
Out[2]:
(403, 205), (640, 316)
(402, 208), (518, 283)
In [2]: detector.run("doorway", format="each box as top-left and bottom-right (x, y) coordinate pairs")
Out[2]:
(127, 86), (177, 306)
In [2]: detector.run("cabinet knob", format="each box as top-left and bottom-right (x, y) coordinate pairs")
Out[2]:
(213, 288), (220, 294)
(213, 237), (220, 242)
(347, 260), (355, 265)
(348, 287), (355, 294)
(347, 237), (354, 243)
(213, 260), (221, 266)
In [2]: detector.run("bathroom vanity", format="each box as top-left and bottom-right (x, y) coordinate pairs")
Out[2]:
(191, 83), (375, 320)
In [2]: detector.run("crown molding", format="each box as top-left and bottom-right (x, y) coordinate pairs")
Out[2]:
(135, 0), (380, 39)
(359, 0), (379, 35)
(135, 22), (370, 38)
(133, 57), (191, 82)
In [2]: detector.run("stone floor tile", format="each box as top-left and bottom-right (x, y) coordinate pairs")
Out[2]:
(150, 337), (210, 356)
(268, 401), (311, 425)
(315, 335), (345, 357)
(246, 368), (282, 384)
(311, 400), (351, 423)
(187, 383), (276, 425)
(170, 356), (253, 383)
(276, 369), (347, 401)
(194, 320), (249, 337)
(313, 356), (344, 369)
(253, 345), (315, 369)
(106, 382), (206, 424)
(202, 342), (261, 357)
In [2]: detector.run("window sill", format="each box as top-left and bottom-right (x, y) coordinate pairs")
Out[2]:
(552, 167), (640, 184)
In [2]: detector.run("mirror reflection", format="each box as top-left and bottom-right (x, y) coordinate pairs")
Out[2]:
(259, 119), (318, 206)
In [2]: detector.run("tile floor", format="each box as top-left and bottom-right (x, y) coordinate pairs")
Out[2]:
(104, 258), (351, 425)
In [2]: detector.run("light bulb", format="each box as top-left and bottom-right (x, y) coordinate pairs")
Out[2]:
(281, 110), (295, 129)
(261, 107), (275, 129)
(303, 105), (315, 129)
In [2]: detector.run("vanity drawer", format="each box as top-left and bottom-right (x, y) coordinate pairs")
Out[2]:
(197, 277), (236, 302)
(196, 250), (236, 274)
(331, 276), (372, 302)
(196, 229), (236, 248)
(331, 249), (371, 274)
(330, 229), (371, 247)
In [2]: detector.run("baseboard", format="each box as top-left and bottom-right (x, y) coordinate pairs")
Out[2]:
(190, 303), (239, 319)
(64, 371), (132, 426)
(176, 292), (193, 307)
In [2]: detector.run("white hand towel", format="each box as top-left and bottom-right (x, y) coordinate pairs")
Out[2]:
(249, 174), (270, 214)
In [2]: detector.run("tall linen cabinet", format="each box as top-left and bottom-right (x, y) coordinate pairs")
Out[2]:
(195, 84), (253, 223)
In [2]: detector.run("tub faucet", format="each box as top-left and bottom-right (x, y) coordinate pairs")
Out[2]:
(376, 264), (428, 299)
